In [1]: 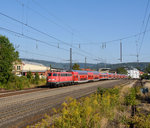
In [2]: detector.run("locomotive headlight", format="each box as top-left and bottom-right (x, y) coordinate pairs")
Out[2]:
(52, 79), (56, 80)
(48, 79), (51, 81)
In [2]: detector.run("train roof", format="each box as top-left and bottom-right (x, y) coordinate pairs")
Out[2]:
(91, 71), (99, 74)
(100, 73), (108, 75)
(72, 70), (88, 74)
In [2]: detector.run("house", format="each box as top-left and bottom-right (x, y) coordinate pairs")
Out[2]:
(127, 68), (140, 79)
(12, 61), (23, 76)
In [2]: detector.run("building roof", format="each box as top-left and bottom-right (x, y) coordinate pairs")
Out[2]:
(22, 61), (46, 67)
(22, 70), (46, 73)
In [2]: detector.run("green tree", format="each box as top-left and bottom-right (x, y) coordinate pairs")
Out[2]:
(145, 63), (150, 73)
(140, 73), (150, 80)
(0, 35), (19, 85)
(50, 64), (52, 72)
(116, 67), (127, 74)
(27, 71), (32, 81)
(72, 63), (80, 70)
(34, 72), (39, 84)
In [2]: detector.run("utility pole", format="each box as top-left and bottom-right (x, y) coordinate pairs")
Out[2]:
(105, 59), (107, 68)
(70, 48), (72, 71)
(136, 41), (139, 67)
(85, 57), (87, 70)
(120, 40), (122, 62)
(137, 54), (139, 63)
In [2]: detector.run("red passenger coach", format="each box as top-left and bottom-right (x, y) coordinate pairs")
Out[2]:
(100, 73), (108, 80)
(93, 71), (99, 81)
(72, 71), (78, 83)
(72, 70), (88, 83)
(108, 73), (113, 79)
(87, 72), (93, 81)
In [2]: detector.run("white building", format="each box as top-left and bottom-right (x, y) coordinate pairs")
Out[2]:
(127, 68), (140, 79)
(21, 61), (50, 78)
(22, 61), (50, 72)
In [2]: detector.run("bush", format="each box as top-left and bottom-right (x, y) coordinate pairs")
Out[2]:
(34, 72), (39, 85)
(27, 71), (33, 81)
(140, 73), (150, 80)
(6, 75), (30, 90)
(124, 87), (139, 106)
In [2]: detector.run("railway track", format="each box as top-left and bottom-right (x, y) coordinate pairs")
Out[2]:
(0, 87), (48, 98)
(0, 80), (133, 128)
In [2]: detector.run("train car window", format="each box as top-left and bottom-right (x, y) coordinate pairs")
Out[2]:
(48, 73), (52, 76)
(61, 74), (64, 76)
(53, 73), (58, 76)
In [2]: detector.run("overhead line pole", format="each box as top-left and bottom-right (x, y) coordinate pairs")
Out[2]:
(70, 48), (72, 71)
(120, 40), (122, 62)
(85, 57), (87, 70)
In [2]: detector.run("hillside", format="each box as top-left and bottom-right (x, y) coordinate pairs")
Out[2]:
(21, 58), (150, 71)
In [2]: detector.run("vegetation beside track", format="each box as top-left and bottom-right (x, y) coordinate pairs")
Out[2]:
(27, 81), (150, 128)
(0, 73), (46, 90)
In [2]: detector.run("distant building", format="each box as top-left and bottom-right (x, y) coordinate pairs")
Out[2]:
(21, 61), (50, 79)
(127, 68), (140, 79)
(12, 61), (23, 76)
(13, 61), (59, 78)
(98, 68), (110, 73)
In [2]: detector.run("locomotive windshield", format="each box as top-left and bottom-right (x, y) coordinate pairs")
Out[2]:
(53, 73), (58, 76)
(48, 73), (52, 76)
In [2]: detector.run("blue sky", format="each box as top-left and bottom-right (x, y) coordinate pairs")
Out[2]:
(0, 0), (150, 64)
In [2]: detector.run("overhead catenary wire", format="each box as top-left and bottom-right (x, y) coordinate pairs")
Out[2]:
(136, 0), (150, 44)
(0, 26), (69, 51)
(0, 26), (101, 62)
(0, 12), (71, 46)
(30, 0), (97, 49)
(19, 49), (84, 64)
(135, 0), (150, 62)
(15, 0), (109, 60)
(16, 0), (74, 34)
(72, 29), (150, 45)
(0, 11), (101, 60)
(31, 0), (75, 34)
(1, 5), (149, 63)
(2, 8), (150, 62)
(18, 49), (65, 61)
(138, 13), (150, 55)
